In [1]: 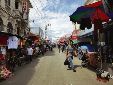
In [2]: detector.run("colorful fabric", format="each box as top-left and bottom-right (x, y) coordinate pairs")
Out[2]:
(70, 1), (109, 24)
(70, 7), (95, 22)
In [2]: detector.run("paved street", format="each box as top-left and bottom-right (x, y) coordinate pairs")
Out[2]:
(0, 48), (113, 85)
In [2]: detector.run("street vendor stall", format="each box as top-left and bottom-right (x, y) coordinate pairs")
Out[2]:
(69, 1), (112, 68)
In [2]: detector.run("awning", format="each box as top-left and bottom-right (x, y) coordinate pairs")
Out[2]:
(72, 40), (79, 44)
(0, 32), (23, 39)
(0, 35), (8, 45)
(107, 12), (113, 19)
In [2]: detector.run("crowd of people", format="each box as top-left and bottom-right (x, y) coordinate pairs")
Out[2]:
(8, 43), (54, 72)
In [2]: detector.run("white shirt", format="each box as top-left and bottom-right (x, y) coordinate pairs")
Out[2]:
(1, 47), (6, 55)
(7, 36), (19, 49)
(35, 47), (39, 52)
(27, 47), (33, 55)
(44, 45), (46, 48)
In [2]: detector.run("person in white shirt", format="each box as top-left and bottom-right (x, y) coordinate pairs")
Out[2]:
(27, 46), (33, 62)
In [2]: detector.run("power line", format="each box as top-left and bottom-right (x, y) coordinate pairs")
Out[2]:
(31, 0), (48, 24)
(31, 0), (42, 17)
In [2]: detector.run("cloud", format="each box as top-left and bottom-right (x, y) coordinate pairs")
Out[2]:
(29, 0), (84, 41)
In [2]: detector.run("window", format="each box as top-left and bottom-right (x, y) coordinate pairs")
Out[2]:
(22, 2), (27, 12)
(5, 0), (7, 5)
(8, 0), (10, 6)
(0, 17), (3, 31)
(15, 1), (19, 9)
(5, 0), (10, 6)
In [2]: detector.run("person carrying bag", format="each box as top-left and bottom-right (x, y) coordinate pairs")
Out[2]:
(65, 44), (76, 72)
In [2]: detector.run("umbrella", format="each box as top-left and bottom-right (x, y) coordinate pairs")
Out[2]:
(70, 6), (95, 22)
(107, 12), (113, 19)
(70, 1), (109, 23)
(91, 8), (109, 23)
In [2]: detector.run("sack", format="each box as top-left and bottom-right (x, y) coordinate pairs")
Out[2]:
(64, 59), (69, 65)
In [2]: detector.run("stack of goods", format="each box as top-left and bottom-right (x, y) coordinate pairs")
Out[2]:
(0, 66), (12, 79)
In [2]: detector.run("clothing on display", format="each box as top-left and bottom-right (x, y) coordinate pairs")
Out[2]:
(1, 47), (6, 55)
(7, 36), (19, 49)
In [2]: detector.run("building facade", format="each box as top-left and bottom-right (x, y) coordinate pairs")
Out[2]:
(0, 0), (32, 36)
(31, 27), (44, 39)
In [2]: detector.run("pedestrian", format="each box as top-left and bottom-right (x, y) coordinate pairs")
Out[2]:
(44, 44), (47, 52)
(62, 44), (65, 52)
(40, 44), (45, 55)
(66, 43), (76, 72)
(27, 46), (33, 62)
(57, 43), (61, 53)
(77, 47), (83, 60)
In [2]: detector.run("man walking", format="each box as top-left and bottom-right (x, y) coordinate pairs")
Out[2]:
(57, 43), (61, 53)
(27, 46), (33, 62)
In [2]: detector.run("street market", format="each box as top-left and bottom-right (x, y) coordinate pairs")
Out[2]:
(0, 0), (113, 85)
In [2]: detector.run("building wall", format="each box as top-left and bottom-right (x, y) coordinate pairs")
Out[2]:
(31, 27), (44, 39)
(0, 0), (32, 36)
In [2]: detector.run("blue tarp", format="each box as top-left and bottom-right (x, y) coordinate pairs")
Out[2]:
(80, 44), (95, 52)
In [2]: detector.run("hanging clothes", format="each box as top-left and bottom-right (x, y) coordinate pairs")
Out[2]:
(80, 18), (92, 30)
(7, 36), (19, 49)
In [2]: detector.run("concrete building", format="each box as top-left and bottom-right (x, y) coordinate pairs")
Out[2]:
(31, 27), (44, 39)
(0, 0), (32, 36)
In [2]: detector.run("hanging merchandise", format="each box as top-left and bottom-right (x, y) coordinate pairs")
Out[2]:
(1, 46), (6, 55)
(7, 36), (19, 49)
(80, 18), (92, 30)
(0, 66), (12, 79)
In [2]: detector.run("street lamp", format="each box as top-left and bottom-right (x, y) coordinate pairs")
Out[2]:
(45, 24), (51, 39)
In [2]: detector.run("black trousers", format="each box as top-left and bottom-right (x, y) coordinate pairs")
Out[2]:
(28, 55), (32, 62)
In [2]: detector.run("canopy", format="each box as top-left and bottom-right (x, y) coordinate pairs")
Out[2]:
(91, 8), (109, 22)
(70, 1), (109, 23)
(72, 40), (79, 44)
(70, 6), (95, 22)
(107, 12), (113, 19)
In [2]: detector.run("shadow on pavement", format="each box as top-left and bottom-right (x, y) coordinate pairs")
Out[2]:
(44, 50), (55, 56)
(0, 50), (55, 85)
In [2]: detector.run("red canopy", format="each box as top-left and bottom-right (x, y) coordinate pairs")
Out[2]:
(85, 1), (109, 23)
(91, 8), (109, 22)
(0, 35), (8, 45)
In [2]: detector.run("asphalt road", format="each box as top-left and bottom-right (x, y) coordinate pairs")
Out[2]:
(0, 48), (113, 85)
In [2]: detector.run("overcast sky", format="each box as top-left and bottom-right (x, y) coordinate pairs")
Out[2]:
(29, 0), (84, 41)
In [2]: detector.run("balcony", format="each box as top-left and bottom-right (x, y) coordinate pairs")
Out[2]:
(13, 9), (22, 19)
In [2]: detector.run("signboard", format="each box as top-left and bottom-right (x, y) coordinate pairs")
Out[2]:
(71, 36), (77, 40)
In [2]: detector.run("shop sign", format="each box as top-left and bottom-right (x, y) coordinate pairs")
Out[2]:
(71, 36), (77, 40)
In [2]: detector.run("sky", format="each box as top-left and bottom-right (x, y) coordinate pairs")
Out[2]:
(29, 0), (84, 41)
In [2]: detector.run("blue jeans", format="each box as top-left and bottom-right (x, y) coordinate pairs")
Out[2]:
(68, 56), (74, 69)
